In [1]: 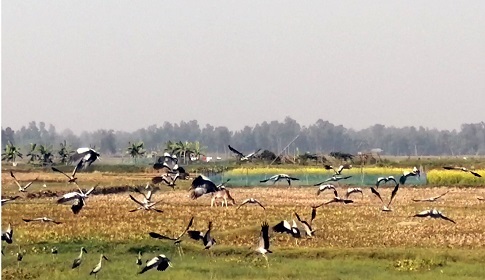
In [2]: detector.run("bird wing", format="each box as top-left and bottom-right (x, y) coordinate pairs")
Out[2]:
(57, 192), (82, 204)
(254, 199), (266, 210)
(85, 185), (97, 196)
(388, 184), (400, 207)
(311, 207), (317, 223)
(414, 210), (431, 217)
(51, 167), (72, 179)
(23, 181), (34, 190)
(337, 165), (344, 174)
(442, 166), (459, 170)
(22, 218), (34, 222)
(370, 187), (384, 204)
(470, 171), (482, 178)
(294, 212), (303, 223)
(237, 199), (250, 209)
(432, 191), (450, 200)
(149, 232), (175, 241)
(139, 256), (161, 274)
(156, 258), (171, 271)
(228, 145), (244, 157)
(342, 176), (352, 180)
(72, 159), (83, 177)
(439, 213), (456, 224)
(176, 216), (195, 240)
(399, 174), (408, 185)
(10, 171), (22, 189)
(260, 222), (270, 250)
(152, 176), (169, 185)
(129, 194), (145, 207)
(187, 230), (204, 241)
(288, 177), (300, 181)
(272, 220), (292, 234)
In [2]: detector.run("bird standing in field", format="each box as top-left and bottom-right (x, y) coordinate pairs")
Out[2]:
(412, 191), (450, 202)
(237, 198), (266, 210)
(412, 209), (456, 224)
(149, 216), (194, 256)
(294, 207), (317, 237)
(260, 174), (300, 186)
(70, 148), (101, 169)
(10, 171), (37, 192)
(188, 221), (216, 250)
(72, 247), (88, 270)
(136, 251), (142, 266)
(138, 254), (172, 274)
(255, 221), (272, 267)
(89, 254), (109, 278)
(442, 166), (482, 178)
(370, 183), (400, 212)
(22, 217), (62, 224)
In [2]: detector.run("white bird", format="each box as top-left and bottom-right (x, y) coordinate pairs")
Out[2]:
(399, 167), (420, 185)
(10, 171), (37, 192)
(72, 247), (88, 269)
(228, 145), (261, 161)
(260, 174), (300, 186)
(315, 175), (352, 185)
(189, 175), (219, 199)
(272, 220), (301, 238)
(187, 221), (216, 249)
(136, 251), (142, 266)
(2, 196), (20, 206)
(375, 176), (398, 188)
(294, 208), (317, 237)
(128, 194), (163, 213)
(57, 185), (96, 214)
(237, 198), (266, 210)
(346, 188), (363, 199)
(324, 164), (352, 175)
(22, 217), (62, 224)
(134, 185), (155, 202)
(138, 254), (172, 274)
(71, 148), (101, 169)
(1, 223), (13, 244)
(89, 254), (109, 278)
(315, 184), (336, 196)
(412, 209), (456, 224)
(412, 191), (449, 202)
(255, 221), (272, 266)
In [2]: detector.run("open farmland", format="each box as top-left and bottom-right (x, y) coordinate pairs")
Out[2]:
(2, 168), (485, 279)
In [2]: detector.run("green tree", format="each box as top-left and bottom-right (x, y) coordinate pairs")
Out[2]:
(189, 141), (206, 161)
(126, 141), (146, 163)
(26, 143), (40, 164)
(37, 144), (54, 166)
(1, 141), (23, 166)
(164, 140), (179, 155)
(58, 140), (74, 165)
(173, 141), (193, 164)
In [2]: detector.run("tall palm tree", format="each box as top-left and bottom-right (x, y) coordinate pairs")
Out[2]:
(58, 140), (74, 165)
(2, 141), (23, 166)
(189, 141), (206, 162)
(126, 141), (146, 163)
(164, 140), (179, 155)
(37, 144), (54, 166)
(26, 143), (40, 164)
(173, 141), (193, 164)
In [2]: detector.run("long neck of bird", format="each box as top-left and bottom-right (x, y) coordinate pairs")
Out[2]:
(79, 249), (84, 258)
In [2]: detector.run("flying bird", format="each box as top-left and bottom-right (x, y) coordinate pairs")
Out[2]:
(2, 196), (20, 206)
(399, 167), (420, 185)
(149, 216), (194, 245)
(57, 185), (96, 214)
(294, 208), (317, 237)
(22, 217), (62, 224)
(272, 220), (301, 238)
(442, 166), (482, 178)
(10, 171), (37, 192)
(228, 145), (261, 161)
(51, 162), (83, 184)
(345, 188), (363, 199)
(128, 194), (163, 213)
(324, 164), (352, 175)
(370, 184), (400, 212)
(72, 247), (88, 269)
(237, 198), (266, 210)
(70, 148), (100, 169)
(412, 209), (456, 224)
(189, 175), (219, 199)
(315, 175), (352, 185)
(375, 176), (398, 188)
(412, 191), (450, 202)
(188, 221), (216, 249)
(138, 254), (172, 274)
(89, 254), (109, 278)
(260, 174), (300, 186)
(315, 184), (337, 196)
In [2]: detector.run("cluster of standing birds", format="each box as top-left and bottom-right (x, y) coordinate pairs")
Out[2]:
(2, 144), (484, 276)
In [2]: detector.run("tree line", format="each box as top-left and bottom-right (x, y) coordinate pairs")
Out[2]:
(2, 118), (485, 157)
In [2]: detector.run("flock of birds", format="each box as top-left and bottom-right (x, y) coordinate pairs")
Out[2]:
(1, 144), (484, 276)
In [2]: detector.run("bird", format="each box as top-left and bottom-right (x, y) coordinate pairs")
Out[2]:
(70, 147), (101, 169)
(72, 247), (88, 269)
(1, 223), (13, 244)
(138, 254), (172, 274)
(260, 174), (300, 186)
(51, 247), (58, 255)
(188, 221), (216, 249)
(314, 175), (352, 185)
(157, 152), (178, 168)
(324, 164), (352, 175)
(345, 188), (364, 199)
(71, 197), (85, 215)
(315, 184), (336, 196)
(152, 161), (174, 174)
(189, 175), (219, 199)
(272, 220), (301, 238)
(152, 173), (180, 188)
(412, 191), (450, 202)
(477, 196), (485, 201)
(255, 221), (272, 266)
(294, 208), (317, 237)
(375, 176), (398, 188)
(1, 196), (20, 206)
(370, 184), (400, 212)
(128, 194), (163, 213)
(51, 161), (83, 184)
(16, 245), (24, 265)
(136, 251), (142, 266)
(149, 216), (194, 245)
(399, 167), (420, 185)
(314, 189), (354, 207)
(22, 217), (62, 224)
(442, 166), (482, 178)
(57, 185), (97, 214)
(134, 185), (155, 202)
(89, 254), (109, 278)
(237, 198), (266, 210)
(10, 171), (37, 192)
(412, 209), (456, 224)
(228, 145), (261, 161)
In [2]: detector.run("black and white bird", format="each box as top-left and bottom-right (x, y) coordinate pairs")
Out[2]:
(157, 152), (178, 168)
(1, 223), (13, 244)
(370, 184), (400, 212)
(149, 216), (194, 245)
(237, 198), (266, 210)
(10, 171), (37, 192)
(152, 173), (180, 188)
(255, 222), (272, 266)
(22, 217), (62, 224)
(57, 185), (96, 214)
(89, 254), (109, 278)
(128, 194), (163, 213)
(442, 166), (482, 178)
(375, 176), (398, 188)
(1, 196), (20, 206)
(228, 145), (261, 161)
(189, 175), (219, 199)
(138, 254), (172, 274)
(314, 189), (354, 207)
(315, 175), (352, 185)
(345, 188), (363, 199)
(136, 251), (143, 266)
(412, 209), (456, 224)
(294, 208), (317, 237)
(324, 164), (352, 175)
(272, 220), (301, 238)
(412, 191), (450, 202)
(188, 221), (216, 249)
(399, 167), (421, 185)
(52, 162), (83, 184)
(70, 148), (100, 169)
(260, 174), (300, 186)
(72, 247), (88, 269)
(315, 184), (337, 196)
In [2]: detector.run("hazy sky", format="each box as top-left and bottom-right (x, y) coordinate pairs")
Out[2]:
(2, 1), (484, 134)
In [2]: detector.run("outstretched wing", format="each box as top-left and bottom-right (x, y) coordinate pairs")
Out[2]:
(228, 145), (244, 157)
(187, 230), (203, 241)
(439, 214), (456, 224)
(237, 198), (251, 210)
(388, 184), (400, 207)
(470, 171), (482, 178)
(129, 194), (145, 207)
(176, 216), (195, 239)
(10, 171), (22, 189)
(149, 232), (175, 241)
(310, 207), (317, 223)
(370, 187), (384, 204)
(51, 167), (72, 179)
